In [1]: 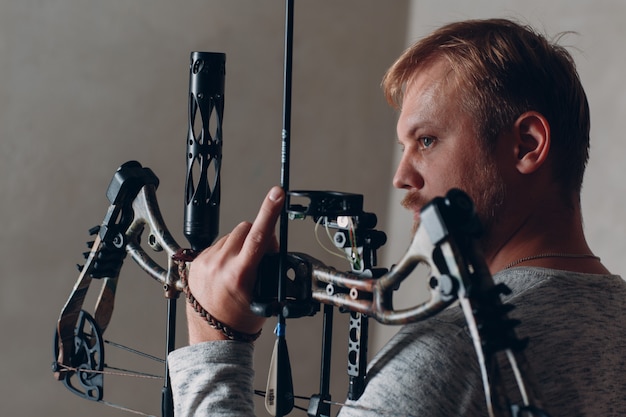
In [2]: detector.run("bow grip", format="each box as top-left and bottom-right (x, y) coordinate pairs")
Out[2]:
(251, 253), (319, 318)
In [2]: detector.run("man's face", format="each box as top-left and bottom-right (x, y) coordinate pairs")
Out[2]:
(393, 59), (506, 247)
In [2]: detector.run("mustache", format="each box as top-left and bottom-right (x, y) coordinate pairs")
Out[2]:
(401, 191), (429, 211)
(401, 191), (426, 236)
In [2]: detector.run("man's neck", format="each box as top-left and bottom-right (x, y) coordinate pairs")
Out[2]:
(485, 196), (609, 275)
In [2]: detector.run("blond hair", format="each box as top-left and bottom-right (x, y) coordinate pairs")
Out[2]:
(383, 18), (590, 195)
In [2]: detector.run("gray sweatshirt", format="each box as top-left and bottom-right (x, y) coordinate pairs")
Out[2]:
(169, 267), (626, 416)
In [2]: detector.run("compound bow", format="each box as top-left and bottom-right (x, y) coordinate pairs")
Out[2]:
(52, 2), (551, 417)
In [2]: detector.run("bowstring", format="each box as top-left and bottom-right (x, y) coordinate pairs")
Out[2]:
(55, 362), (160, 417)
(99, 401), (158, 417)
(61, 355), (417, 417)
(253, 390), (419, 417)
(57, 335), (166, 416)
(104, 339), (166, 364)
(100, 338), (166, 379)
(56, 362), (162, 380)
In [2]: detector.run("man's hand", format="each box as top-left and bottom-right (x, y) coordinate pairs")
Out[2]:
(186, 186), (285, 344)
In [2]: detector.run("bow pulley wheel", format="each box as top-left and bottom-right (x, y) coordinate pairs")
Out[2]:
(53, 310), (105, 401)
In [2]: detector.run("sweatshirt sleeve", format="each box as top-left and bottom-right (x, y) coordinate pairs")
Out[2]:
(168, 341), (256, 417)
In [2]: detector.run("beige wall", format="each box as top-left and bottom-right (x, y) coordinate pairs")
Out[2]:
(2, 1), (624, 417)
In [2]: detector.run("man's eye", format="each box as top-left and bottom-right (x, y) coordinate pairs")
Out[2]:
(419, 136), (436, 148)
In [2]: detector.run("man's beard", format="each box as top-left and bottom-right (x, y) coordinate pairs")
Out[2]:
(402, 159), (506, 251)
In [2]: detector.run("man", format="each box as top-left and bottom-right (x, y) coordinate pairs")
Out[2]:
(169, 18), (626, 416)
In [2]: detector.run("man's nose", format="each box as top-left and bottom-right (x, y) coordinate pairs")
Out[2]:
(393, 154), (424, 190)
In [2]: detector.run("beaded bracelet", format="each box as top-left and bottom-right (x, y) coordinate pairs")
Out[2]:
(175, 249), (262, 343)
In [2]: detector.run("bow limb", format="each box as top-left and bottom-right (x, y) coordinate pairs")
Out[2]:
(53, 225), (118, 402)
(55, 162), (151, 369)
(54, 233), (103, 379)
(93, 275), (119, 334)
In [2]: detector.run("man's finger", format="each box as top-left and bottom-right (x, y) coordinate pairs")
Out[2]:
(240, 186), (284, 262)
(220, 221), (253, 253)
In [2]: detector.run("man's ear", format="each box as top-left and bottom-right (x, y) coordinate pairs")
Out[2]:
(513, 111), (551, 174)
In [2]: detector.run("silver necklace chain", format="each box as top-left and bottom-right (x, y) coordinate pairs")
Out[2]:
(503, 252), (600, 270)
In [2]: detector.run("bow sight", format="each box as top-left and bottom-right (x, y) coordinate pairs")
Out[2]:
(252, 190), (388, 319)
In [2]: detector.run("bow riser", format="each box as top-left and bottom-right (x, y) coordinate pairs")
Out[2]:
(126, 184), (185, 297)
(254, 189), (474, 325)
